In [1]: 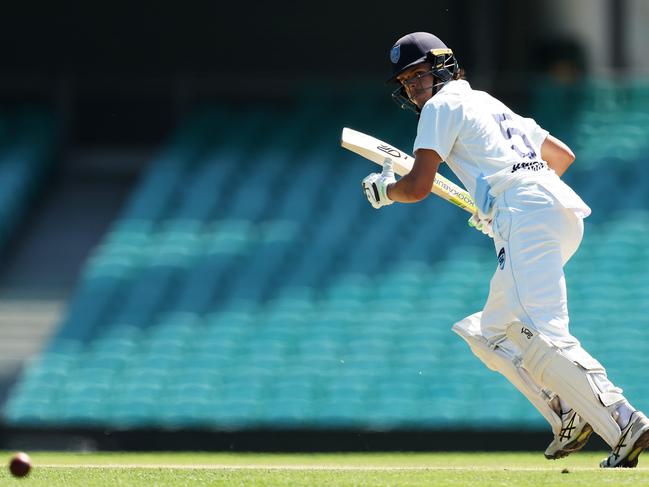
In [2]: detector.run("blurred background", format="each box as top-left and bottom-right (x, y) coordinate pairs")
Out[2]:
(0, 0), (648, 452)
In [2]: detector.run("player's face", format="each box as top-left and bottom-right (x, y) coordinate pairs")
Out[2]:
(397, 62), (435, 109)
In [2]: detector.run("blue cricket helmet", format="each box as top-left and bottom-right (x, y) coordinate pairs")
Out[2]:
(387, 32), (458, 83)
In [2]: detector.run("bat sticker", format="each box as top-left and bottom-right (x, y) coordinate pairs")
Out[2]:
(377, 145), (402, 158)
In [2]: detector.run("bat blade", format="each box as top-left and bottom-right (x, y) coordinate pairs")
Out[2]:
(341, 127), (476, 214)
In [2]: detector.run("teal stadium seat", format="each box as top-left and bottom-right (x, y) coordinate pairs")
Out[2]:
(5, 90), (649, 432)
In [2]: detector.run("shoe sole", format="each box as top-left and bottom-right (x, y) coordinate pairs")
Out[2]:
(545, 424), (594, 460)
(618, 429), (649, 468)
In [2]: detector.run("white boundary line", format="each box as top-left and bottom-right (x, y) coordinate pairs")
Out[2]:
(36, 464), (646, 471)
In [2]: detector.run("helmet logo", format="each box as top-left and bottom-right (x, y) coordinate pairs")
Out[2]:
(390, 45), (400, 64)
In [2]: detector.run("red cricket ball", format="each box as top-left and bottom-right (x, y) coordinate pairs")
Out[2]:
(8, 452), (31, 478)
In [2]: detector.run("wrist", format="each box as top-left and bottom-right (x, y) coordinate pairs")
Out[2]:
(385, 182), (395, 201)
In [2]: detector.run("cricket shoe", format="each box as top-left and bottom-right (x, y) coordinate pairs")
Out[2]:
(600, 411), (649, 468)
(544, 409), (593, 460)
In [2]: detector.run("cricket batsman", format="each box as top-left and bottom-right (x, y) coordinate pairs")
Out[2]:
(361, 31), (649, 467)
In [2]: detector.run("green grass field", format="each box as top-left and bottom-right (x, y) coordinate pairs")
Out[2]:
(1, 451), (649, 486)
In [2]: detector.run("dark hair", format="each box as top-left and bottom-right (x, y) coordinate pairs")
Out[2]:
(452, 67), (466, 81)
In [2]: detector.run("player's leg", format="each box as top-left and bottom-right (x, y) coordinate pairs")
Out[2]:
(490, 187), (647, 466)
(478, 186), (600, 456)
(453, 312), (561, 432)
(507, 322), (649, 467)
(469, 197), (593, 458)
(453, 312), (592, 459)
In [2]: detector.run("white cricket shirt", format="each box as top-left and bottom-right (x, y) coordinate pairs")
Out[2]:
(413, 80), (590, 218)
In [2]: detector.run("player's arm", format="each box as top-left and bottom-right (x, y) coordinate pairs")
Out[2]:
(387, 148), (443, 203)
(541, 134), (575, 177)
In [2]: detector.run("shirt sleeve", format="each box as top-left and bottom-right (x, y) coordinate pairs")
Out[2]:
(413, 98), (463, 161)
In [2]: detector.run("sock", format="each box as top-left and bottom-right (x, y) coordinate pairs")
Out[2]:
(613, 402), (635, 429)
(558, 397), (572, 415)
(550, 395), (572, 416)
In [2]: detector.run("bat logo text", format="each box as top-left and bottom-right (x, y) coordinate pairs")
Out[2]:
(377, 145), (401, 158)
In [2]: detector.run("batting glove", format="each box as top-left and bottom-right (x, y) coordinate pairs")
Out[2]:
(468, 213), (494, 238)
(362, 159), (396, 209)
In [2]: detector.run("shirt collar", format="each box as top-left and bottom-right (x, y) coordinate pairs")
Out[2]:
(437, 79), (470, 96)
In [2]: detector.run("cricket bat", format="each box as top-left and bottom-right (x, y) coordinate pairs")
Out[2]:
(341, 127), (476, 214)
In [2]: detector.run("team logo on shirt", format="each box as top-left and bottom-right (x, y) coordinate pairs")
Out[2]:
(390, 45), (401, 64)
(498, 247), (506, 270)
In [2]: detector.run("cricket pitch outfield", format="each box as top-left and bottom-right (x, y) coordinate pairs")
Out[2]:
(1, 451), (649, 486)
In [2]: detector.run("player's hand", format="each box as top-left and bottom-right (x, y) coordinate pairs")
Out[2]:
(362, 159), (396, 209)
(468, 213), (494, 238)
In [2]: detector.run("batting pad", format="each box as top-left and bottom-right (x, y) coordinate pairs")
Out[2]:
(506, 321), (624, 447)
(452, 313), (562, 435)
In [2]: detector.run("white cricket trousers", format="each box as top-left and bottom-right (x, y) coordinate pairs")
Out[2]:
(453, 181), (626, 429)
(481, 181), (583, 346)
